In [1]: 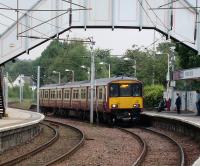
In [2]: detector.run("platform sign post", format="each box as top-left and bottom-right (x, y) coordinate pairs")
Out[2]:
(90, 41), (95, 124)
(5, 72), (8, 109)
(37, 66), (40, 113)
(19, 75), (22, 103)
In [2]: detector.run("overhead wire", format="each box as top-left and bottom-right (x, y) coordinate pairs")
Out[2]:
(61, 0), (87, 9)
(0, 2), (90, 40)
(18, 10), (70, 35)
(0, 2), (65, 33)
(144, 35), (165, 50)
(145, 0), (196, 44)
(159, 0), (179, 8)
(137, 0), (157, 27)
(0, 12), (51, 38)
(144, 0), (170, 31)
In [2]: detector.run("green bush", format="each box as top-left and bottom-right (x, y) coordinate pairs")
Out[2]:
(144, 84), (164, 108)
(8, 83), (34, 101)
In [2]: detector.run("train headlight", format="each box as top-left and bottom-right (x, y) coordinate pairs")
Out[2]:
(133, 104), (140, 108)
(111, 104), (118, 108)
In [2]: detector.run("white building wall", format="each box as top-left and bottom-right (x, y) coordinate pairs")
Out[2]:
(165, 90), (197, 113)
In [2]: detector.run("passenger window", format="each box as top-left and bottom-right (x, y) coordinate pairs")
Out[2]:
(73, 90), (79, 99)
(98, 88), (103, 100)
(45, 91), (48, 98)
(64, 90), (70, 99)
(57, 90), (62, 99)
(81, 89), (86, 99)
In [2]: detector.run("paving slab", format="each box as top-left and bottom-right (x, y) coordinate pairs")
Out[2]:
(0, 108), (44, 132)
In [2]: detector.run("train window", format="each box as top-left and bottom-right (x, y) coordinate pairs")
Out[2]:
(88, 89), (91, 99)
(109, 84), (119, 97)
(120, 84), (132, 97)
(51, 90), (56, 99)
(73, 89), (79, 99)
(132, 84), (142, 96)
(64, 90), (70, 99)
(44, 91), (49, 98)
(57, 90), (62, 99)
(88, 89), (95, 99)
(40, 91), (43, 98)
(98, 88), (103, 100)
(81, 89), (86, 99)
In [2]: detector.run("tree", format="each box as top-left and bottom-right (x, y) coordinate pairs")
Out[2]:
(175, 43), (200, 69)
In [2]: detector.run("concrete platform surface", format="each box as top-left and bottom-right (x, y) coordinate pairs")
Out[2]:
(142, 110), (200, 166)
(0, 108), (45, 132)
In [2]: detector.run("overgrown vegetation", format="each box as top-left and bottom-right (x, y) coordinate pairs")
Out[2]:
(144, 84), (164, 107)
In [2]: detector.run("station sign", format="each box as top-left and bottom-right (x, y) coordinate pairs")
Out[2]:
(173, 67), (200, 80)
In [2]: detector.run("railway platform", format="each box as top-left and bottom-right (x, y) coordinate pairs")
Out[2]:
(142, 110), (200, 166)
(0, 108), (44, 153)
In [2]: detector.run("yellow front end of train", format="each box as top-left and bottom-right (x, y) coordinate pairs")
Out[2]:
(108, 80), (143, 122)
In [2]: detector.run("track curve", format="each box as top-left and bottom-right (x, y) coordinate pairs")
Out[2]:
(118, 127), (147, 166)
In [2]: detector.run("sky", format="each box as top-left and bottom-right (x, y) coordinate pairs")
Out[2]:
(0, 0), (197, 60)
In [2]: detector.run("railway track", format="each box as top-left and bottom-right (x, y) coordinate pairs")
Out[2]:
(122, 127), (184, 166)
(118, 127), (147, 166)
(1, 120), (85, 166)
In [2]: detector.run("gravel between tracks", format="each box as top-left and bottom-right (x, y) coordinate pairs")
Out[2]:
(16, 121), (81, 166)
(46, 117), (142, 166)
(150, 127), (200, 166)
(127, 128), (180, 166)
(0, 124), (54, 164)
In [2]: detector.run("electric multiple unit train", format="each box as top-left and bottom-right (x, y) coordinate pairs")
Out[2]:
(39, 77), (143, 124)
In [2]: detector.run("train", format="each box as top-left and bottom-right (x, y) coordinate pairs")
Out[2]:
(39, 76), (143, 124)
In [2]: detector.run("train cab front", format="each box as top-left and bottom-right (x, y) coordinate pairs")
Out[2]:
(108, 81), (143, 123)
(111, 104), (142, 122)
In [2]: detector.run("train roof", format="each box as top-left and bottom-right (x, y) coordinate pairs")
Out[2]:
(40, 76), (139, 89)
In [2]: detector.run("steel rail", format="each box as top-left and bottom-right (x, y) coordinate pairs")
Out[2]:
(44, 119), (85, 166)
(118, 127), (147, 166)
(0, 123), (59, 166)
(140, 127), (185, 166)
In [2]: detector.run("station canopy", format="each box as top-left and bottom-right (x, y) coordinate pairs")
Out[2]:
(0, 0), (199, 65)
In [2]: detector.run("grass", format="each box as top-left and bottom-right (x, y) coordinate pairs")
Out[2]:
(8, 98), (33, 110)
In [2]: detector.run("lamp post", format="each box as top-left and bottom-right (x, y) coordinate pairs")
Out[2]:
(53, 70), (61, 84)
(65, 69), (74, 82)
(123, 57), (137, 78)
(156, 52), (171, 98)
(81, 65), (90, 80)
(99, 62), (111, 78)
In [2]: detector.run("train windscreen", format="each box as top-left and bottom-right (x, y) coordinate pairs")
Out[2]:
(109, 83), (142, 97)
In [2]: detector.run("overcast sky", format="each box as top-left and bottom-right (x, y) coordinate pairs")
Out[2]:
(0, 0), (197, 60)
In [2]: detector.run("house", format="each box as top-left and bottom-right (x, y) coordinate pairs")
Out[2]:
(12, 75), (36, 90)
